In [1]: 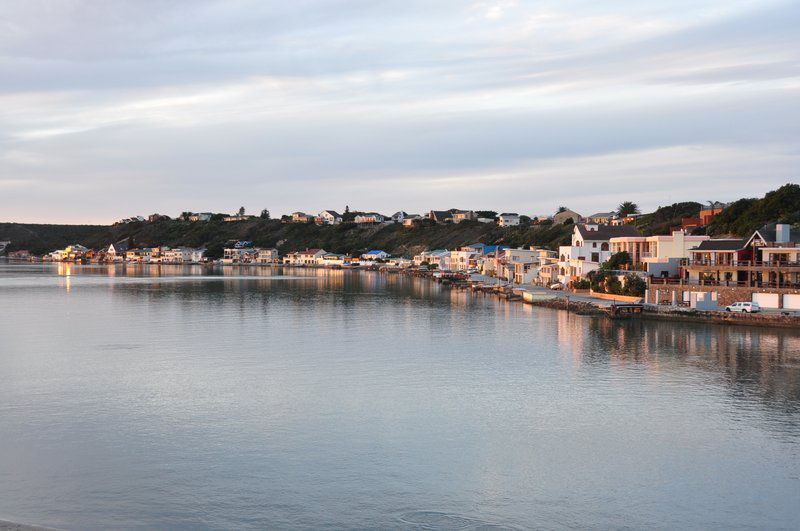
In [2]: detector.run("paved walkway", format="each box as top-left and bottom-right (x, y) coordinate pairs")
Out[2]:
(467, 275), (616, 307)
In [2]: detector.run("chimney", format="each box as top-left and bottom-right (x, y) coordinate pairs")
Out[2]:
(776, 224), (791, 244)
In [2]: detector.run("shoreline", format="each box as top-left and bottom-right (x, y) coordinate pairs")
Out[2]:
(4, 260), (800, 329)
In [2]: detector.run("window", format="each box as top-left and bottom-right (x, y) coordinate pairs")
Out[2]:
(601, 243), (609, 251)
(592, 242), (597, 248)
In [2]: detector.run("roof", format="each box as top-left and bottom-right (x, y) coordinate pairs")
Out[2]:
(392, 211), (409, 217)
(749, 222), (800, 245)
(576, 224), (641, 240)
(429, 210), (452, 221)
(693, 239), (747, 251)
(483, 245), (510, 254)
(321, 210), (341, 217)
(588, 211), (617, 218)
(299, 248), (323, 255)
(499, 213), (519, 217)
(365, 250), (387, 254)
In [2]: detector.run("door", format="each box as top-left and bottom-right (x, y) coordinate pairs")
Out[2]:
(752, 293), (779, 309)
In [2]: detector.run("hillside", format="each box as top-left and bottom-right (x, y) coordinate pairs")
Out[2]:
(0, 219), (576, 258)
(706, 183), (800, 236)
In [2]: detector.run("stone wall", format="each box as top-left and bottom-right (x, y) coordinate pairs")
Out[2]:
(648, 284), (800, 308)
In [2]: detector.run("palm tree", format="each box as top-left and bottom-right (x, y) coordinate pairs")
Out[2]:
(617, 201), (640, 217)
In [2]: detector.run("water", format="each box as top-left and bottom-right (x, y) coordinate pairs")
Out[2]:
(1, 263), (799, 530)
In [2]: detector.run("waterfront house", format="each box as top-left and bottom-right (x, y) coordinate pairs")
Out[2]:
(553, 209), (582, 224)
(362, 250), (390, 261)
(284, 248), (327, 266)
(126, 248), (151, 263)
(256, 248), (279, 264)
(317, 210), (343, 225)
(497, 213), (520, 227)
(609, 230), (710, 277)
(414, 249), (450, 270)
(650, 223), (800, 310)
(354, 213), (385, 224)
(106, 241), (129, 262)
(557, 224), (641, 285)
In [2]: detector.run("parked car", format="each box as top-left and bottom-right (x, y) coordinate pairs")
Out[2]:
(548, 283), (564, 290)
(725, 301), (761, 313)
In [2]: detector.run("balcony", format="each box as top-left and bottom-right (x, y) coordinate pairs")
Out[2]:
(683, 260), (800, 271)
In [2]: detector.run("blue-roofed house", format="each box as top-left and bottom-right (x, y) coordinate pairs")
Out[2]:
(362, 250), (390, 260)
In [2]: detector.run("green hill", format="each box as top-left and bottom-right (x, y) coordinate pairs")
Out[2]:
(706, 184), (800, 236)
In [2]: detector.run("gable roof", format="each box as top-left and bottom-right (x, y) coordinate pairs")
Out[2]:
(693, 239), (747, 251)
(499, 213), (519, 217)
(321, 210), (341, 217)
(576, 224), (641, 240)
(746, 222), (800, 247)
(587, 211), (617, 219)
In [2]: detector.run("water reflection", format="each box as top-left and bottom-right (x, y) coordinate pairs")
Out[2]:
(1, 263), (799, 529)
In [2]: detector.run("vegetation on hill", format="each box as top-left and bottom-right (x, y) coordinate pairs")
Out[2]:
(3, 184), (796, 256)
(633, 202), (702, 235)
(706, 184), (800, 236)
(0, 219), (576, 258)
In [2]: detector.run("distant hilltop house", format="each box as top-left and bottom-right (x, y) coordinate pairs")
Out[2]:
(148, 213), (171, 222)
(186, 212), (213, 222)
(586, 211), (617, 224)
(391, 211), (410, 223)
(115, 215), (145, 225)
(223, 214), (253, 222)
(699, 202), (727, 226)
(316, 210), (343, 225)
(291, 212), (314, 223)
(427, 209), (476, 224)
(553, 209), (582, 224)
(497, 213), (520, 227)
(354, 213), (386, 224)
(402, 214), (422, 227)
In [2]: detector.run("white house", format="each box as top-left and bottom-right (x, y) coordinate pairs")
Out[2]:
(609, 230), (709, 277)
(557, 224), (641, 285)
(317, 210), (343, 225)
(450, 243), (486, 271)
(362, 250), (390, 260)
(283, 248), (327, 266)
(414, 249), (451, 270)
(497, 213), (520, 227)
(189, 212), (213, 222)
(106, 241), (129, 262)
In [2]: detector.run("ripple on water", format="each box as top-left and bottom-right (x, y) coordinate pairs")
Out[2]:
(398, 511), (519, 530)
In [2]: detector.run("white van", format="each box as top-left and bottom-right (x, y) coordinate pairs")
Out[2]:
(725, 301), (761, 313)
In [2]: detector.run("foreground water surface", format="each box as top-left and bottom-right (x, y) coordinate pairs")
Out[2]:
(1, 263), (799, 530)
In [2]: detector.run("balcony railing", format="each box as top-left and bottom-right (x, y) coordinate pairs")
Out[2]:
(649, 277), (800, 289)
(683, 259), (800, 268)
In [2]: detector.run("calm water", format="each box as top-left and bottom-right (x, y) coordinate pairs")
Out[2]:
(1, 263), (799, 530)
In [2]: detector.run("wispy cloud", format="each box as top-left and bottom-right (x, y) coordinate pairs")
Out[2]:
(0, 0), (797, 223)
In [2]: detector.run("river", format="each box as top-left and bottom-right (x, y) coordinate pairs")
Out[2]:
(1, 263), (798, 529)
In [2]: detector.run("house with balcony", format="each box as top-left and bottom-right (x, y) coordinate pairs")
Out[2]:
(650, 223), (800, 309)
(283, 248), (327, 266)
(609, 230), (710, 277)
(414, 249), (451, 270)
(256, 248), (279, 263)
(557, 224), (641, 285)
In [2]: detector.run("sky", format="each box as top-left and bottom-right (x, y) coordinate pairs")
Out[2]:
(1, 0), (798, 224)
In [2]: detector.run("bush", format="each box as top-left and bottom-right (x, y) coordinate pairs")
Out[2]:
(572, 279), (590, 289)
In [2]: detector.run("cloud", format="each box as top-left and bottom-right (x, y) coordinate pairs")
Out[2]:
(0, 0), (797, 223)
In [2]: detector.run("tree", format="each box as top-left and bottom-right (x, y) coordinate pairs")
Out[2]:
(557, 206), (568, 213)
(602, 251), (632, 271)
(563, 218), (573, 225)
(519, 215), (531, 224)
(260, 209), (270, 219)
(623, 274), (647, 297)
(475, 210), (497, 219)
(238, 206), (245, 217)
(617, 201), (640, 217)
